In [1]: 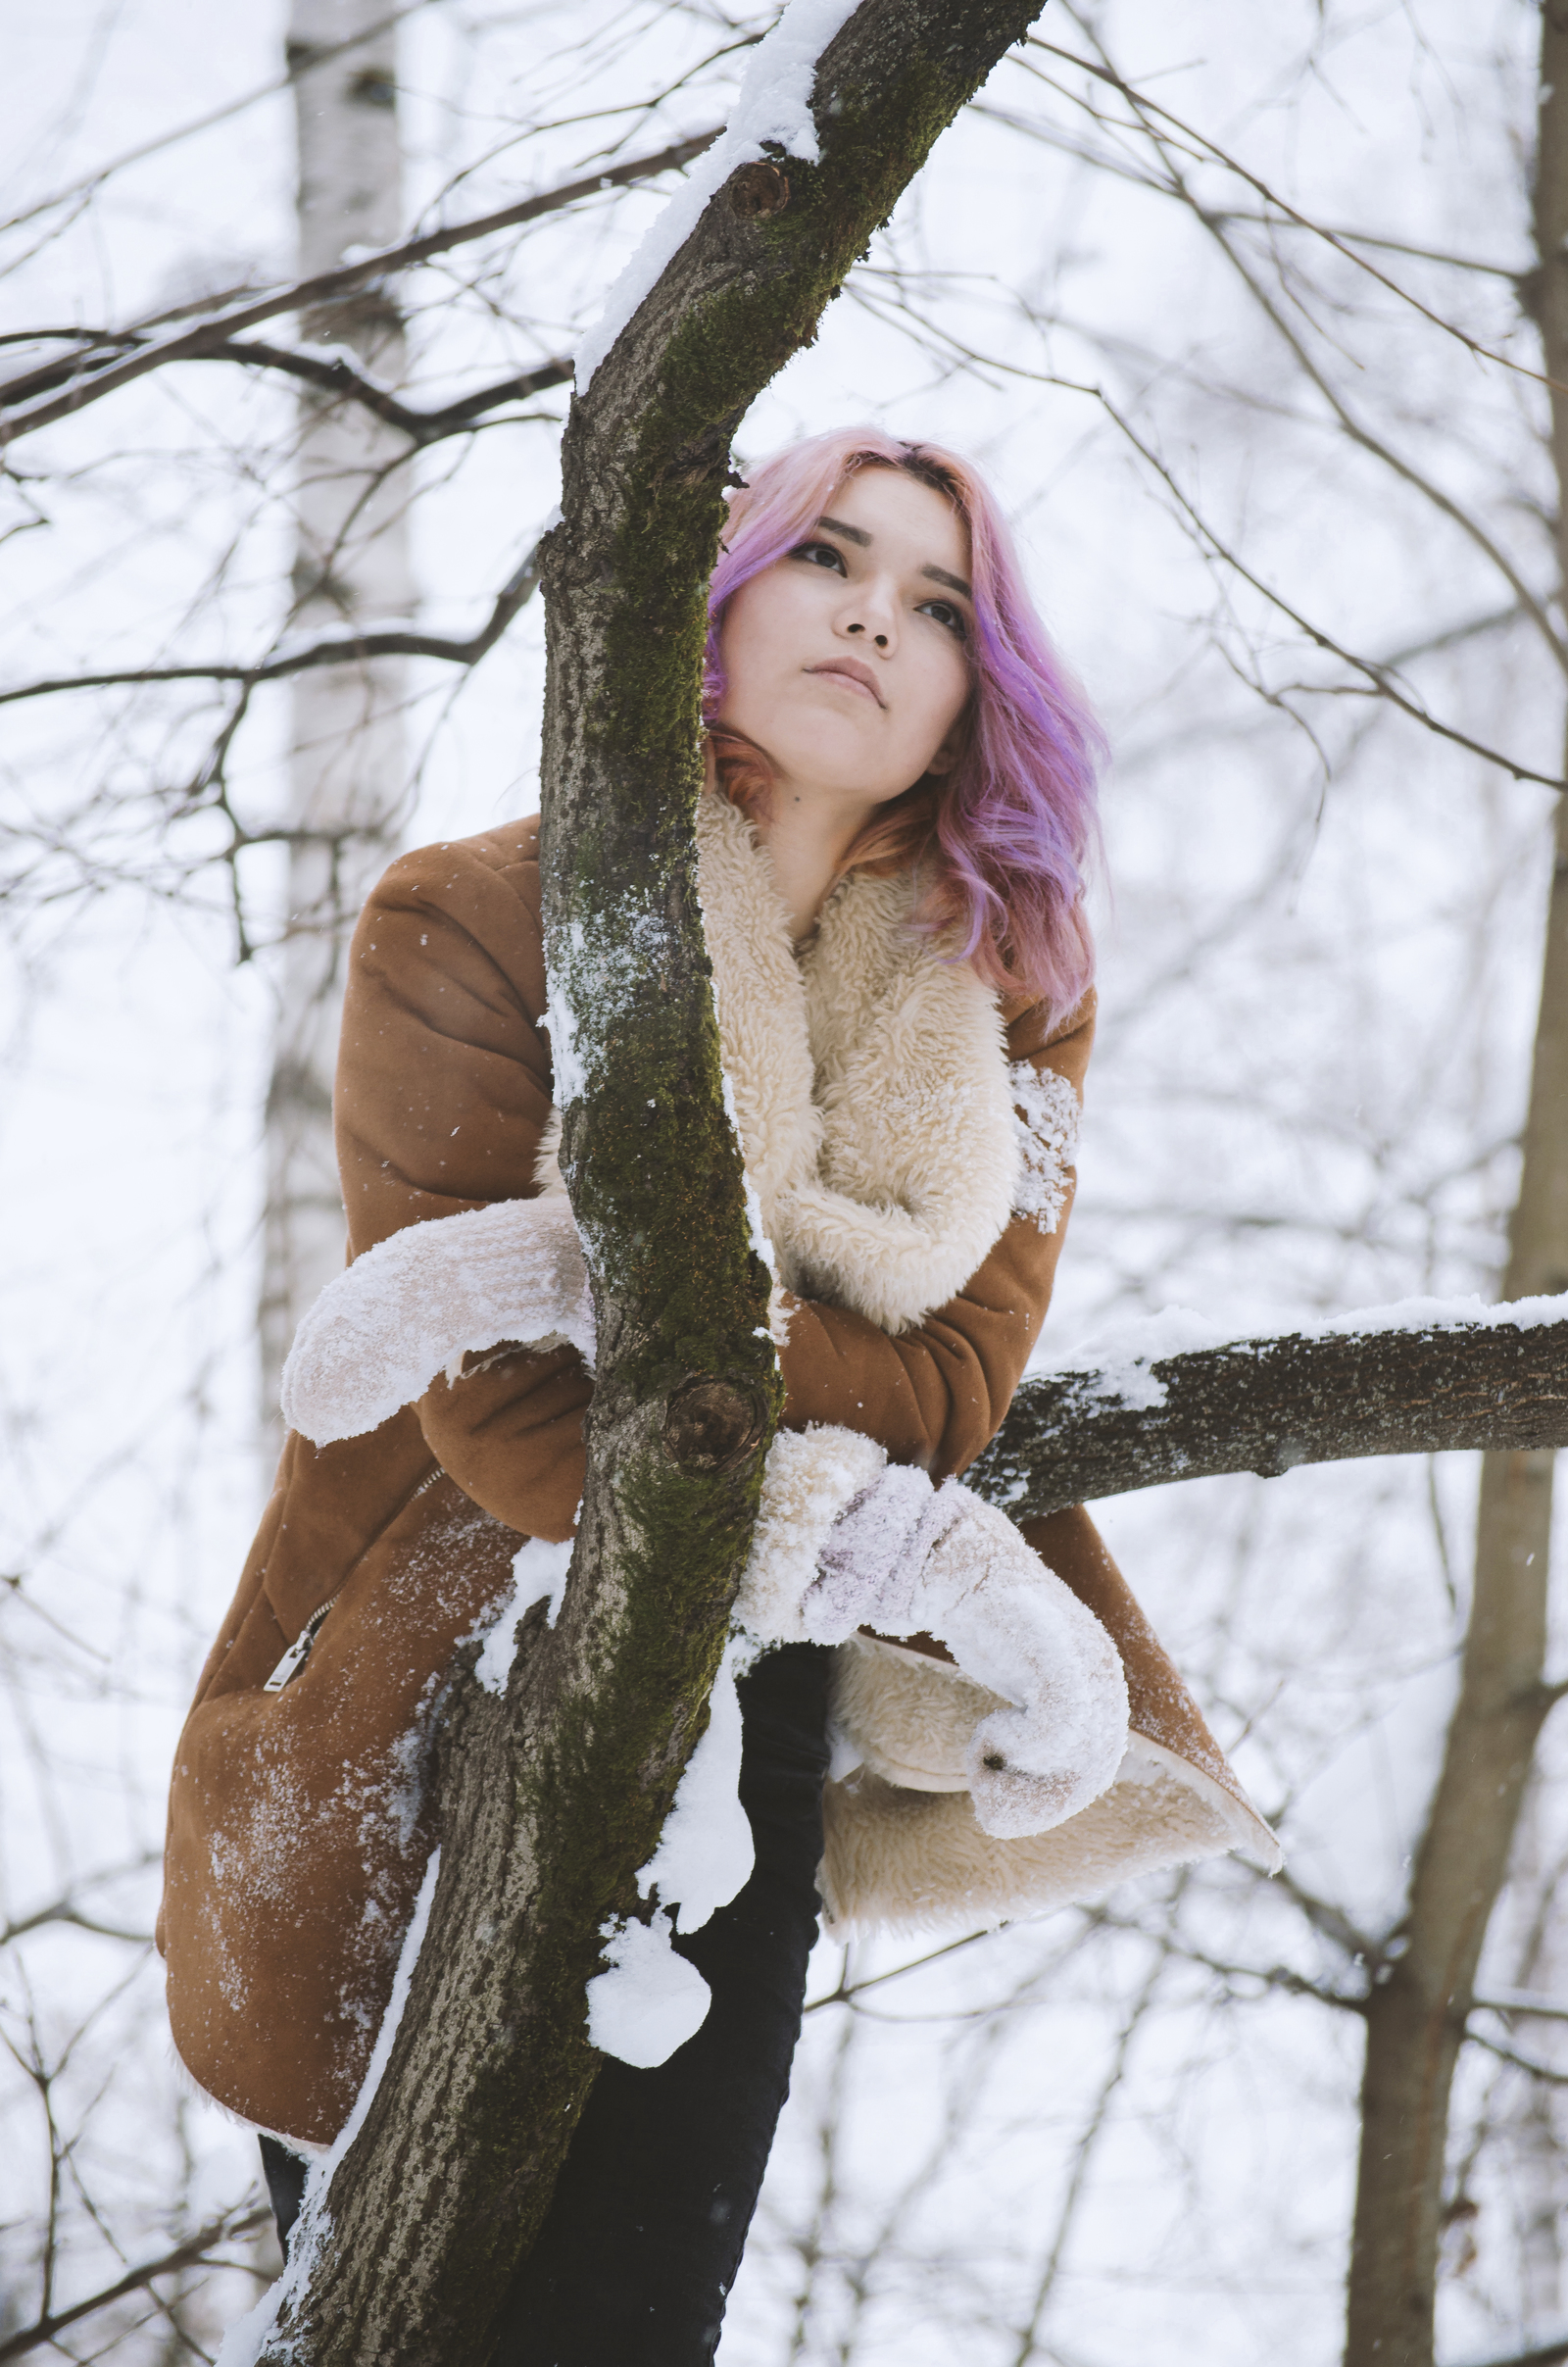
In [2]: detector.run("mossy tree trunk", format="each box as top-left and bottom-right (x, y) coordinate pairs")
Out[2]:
(255, 3), (1047, 2359)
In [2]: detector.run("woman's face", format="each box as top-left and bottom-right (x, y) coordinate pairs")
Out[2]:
(715, 466), (974, 810)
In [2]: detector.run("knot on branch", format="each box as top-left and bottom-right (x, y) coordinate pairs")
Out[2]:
(728, 162), (791, 219)
(662, 1377), (765, 1473)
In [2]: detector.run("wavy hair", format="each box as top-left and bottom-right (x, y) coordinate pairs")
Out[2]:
(704, 426), (1104, 1017)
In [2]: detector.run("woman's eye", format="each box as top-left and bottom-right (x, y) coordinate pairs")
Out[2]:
(918, 598), (967, 642)
(791, 540), (847, 574)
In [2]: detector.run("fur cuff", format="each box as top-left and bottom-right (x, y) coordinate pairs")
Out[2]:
(280, 1198), (595, 1446)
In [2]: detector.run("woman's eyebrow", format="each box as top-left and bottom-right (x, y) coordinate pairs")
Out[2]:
(815, 513), (870, 546)
(814, 514), (972, 600)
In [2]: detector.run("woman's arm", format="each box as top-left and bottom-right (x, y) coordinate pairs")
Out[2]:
(332, 820), (589, 1542)
(772, 994), (1095, 1479)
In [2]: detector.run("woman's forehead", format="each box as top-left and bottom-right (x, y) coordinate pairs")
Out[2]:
(821, 467), (970, 573)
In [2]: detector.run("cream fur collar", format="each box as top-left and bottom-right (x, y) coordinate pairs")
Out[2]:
(695, 788), (1021, 1336)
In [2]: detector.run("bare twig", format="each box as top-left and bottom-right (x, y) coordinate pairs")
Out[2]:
(0, 130), (719, 446)
(0, 2207), (271, 2361)
(0, 541), (541, 707)
(1027, 28), (1552, 394)
(5, 335), (571, 442)
(0, 1), (440, 237)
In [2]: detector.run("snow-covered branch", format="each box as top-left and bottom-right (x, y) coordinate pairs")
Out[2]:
(972, 1295), (1568, 1517)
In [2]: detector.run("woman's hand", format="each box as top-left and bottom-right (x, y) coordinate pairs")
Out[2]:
(280, 1196), (595, 1446)
(803, 1464), (1130, 1838)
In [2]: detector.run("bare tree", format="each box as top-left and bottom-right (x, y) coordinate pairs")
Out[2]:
(1340, 8), (1568, 2357)
(259, 0), (413, 1434)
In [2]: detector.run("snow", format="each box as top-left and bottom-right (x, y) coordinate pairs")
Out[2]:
(723, 1065), (777, 1270)
(1009, 1059), (1079, 1235)
(214, 1849), (442, 2365)
(585, 1905), (712, 2068)
(574, 0), (863, 389)
(583, 1642), (758, 2060)
(543, 932), (588, 1106)
(635, 1640), (754, 1934)
(473, 1537), (576, 1694)
(1046, 1289), (1568, 1415)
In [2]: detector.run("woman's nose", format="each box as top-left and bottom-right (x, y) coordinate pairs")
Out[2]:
(845, 622), (891, 649)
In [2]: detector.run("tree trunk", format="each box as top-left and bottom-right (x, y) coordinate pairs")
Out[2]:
(255, 4), (1045, 2359)
(1343, 15), (1568, 2355)
(259, 0), (413, 1443)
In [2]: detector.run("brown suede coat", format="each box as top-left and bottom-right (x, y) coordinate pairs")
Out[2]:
(159, 817), (1237, 2147)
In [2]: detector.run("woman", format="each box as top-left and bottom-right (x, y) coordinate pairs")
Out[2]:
(159, 429), (1275, 2360)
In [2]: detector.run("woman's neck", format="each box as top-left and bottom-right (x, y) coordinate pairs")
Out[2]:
(754, 781), (878, 944)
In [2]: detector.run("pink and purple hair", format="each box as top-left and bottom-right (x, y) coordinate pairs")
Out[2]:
(703, 426), (1104, 1019)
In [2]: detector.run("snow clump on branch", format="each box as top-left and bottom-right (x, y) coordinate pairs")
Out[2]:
(574, 0), (864, 390)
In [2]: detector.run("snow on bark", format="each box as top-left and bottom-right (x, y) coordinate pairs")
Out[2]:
(975, 1291), (1568, 1522)
(474, 1540), (578, 1695)
(574, 0), (863, 389)
(634, 1639), (755, 1934)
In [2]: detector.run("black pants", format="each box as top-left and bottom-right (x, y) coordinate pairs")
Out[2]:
(262, 1643), (831, 2365)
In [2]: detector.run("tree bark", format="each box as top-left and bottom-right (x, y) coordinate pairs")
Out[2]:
(259, 0), (413, 1444)
(255, 4), (1045, 2359)
(1344, 14), (1568, 2356)
(969, 1306), (1568, 1520)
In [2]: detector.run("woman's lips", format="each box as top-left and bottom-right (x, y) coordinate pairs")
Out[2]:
(806, 660), (885, 708)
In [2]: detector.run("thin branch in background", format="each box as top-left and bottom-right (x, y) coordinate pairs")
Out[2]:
(1022, 25), (1568, 676)
(1007, 1953), (1164, 2367)
(1466, 2028), (1568, 2090)
(1028, 23), (1550, 392)
(0, 0), (442, 237)
(5, 335), (572, 445)
(0, 2207), (271, 2362)
(0, 536), (541, 707)
(0, 131), (720, 446)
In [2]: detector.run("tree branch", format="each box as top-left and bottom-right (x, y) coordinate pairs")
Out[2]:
(0, 2207), (270, 2361)
(0, 1852), (161, 1948)
(0, 131), (719, 447)
(0, 543), (543, 707)
(1457, 2339), (1568, 2367)
(2, 335), (571, 442)
(969, 1300), (1568, 1520)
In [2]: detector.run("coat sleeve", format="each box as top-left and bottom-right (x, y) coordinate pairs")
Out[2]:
(332, 822), (589, 1543)
(772, 992), (1095, 1480)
